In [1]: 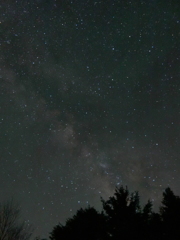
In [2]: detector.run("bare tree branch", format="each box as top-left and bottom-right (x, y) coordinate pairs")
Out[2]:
(0, 199), (33, 240)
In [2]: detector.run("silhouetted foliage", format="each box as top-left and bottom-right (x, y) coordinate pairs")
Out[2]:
(49, 185), (180, 240)
(0, 199), (33, 240)
(101, 186), (162, 240)
(160, 187), (180, 240)
(49, 206), (108, 240)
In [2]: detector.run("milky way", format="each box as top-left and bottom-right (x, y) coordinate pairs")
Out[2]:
(1, 0), (180, 238)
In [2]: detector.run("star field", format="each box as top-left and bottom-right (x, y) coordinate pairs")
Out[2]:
(1, 0), (180, 238)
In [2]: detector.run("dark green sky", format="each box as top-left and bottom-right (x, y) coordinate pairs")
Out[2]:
(1, 0), (180, 238)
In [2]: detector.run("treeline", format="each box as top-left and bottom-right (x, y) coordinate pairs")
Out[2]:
(1, 186), (180, 240)
(49, 186), (180, 240)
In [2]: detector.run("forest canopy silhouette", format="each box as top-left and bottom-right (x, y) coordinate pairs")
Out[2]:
(49, 185), (180, 240)
(1, 186), (180, 240)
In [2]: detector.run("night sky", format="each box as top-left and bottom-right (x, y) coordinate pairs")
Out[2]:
(1, 0), (180, 238)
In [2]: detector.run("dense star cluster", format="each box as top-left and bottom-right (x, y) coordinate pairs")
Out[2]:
(1, 0), (180, 238)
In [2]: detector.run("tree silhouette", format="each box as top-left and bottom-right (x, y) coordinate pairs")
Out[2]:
(49, 206), (108, 240)
(141, 200), (162, 240)
(0, 199), (33, 240)
(101, 186), (143, 240)
(49, 185), (180, 240)
(160, 187), (180, 240)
